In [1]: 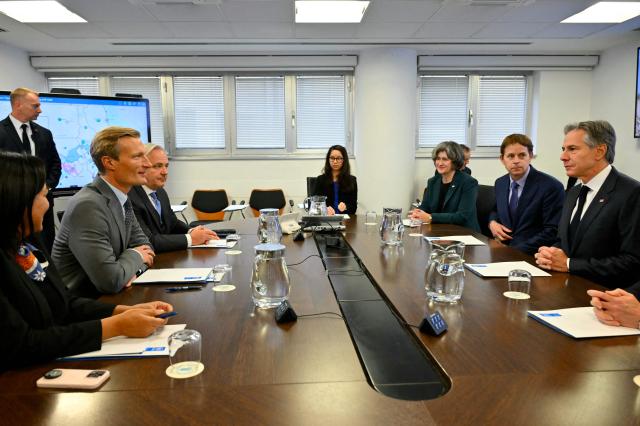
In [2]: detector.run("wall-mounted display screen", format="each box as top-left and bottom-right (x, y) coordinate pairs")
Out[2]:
(635, 48), (640, 138)
(0, 91), (151, 192)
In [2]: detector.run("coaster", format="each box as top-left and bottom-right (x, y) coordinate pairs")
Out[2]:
(212, 284), (236, 292)
(503, 291), (531, 300)
(409, 233), (423, 237)
(225, 250), (242, 255)
(633, 375), (640, 387)
(166, 361), (204, 379)
(364, 222), (377, 226)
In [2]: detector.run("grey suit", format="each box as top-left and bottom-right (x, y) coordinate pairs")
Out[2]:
(52, 176), (150, 298)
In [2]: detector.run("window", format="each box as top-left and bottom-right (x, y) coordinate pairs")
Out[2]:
(235, 76), (286, 149)
(418, 74), (529, 151)
(47, 77), (100, 96)
(296, 76), (346, 149)
(174, 76), (225, 150)
(109, 77), (164, 145)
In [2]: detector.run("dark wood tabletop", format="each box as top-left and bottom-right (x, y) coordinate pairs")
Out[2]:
(1, 215), (639, 425)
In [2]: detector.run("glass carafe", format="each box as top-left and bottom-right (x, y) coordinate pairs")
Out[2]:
(380, 207), (404, 246)
(257, 208), (282, 243)
(303, 195), (328, 216)
(251, 243), (290, 309)
(425, 243), (465, 303)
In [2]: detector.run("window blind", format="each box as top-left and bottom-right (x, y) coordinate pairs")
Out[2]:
(235, 76), (285, 149)
(296, 76), (346, 149)
(47, 77), (100, 96)
(174, 76), (225, 149)
(475, 76), (527, 147)
(419, 76), (468, 148)
(110, 77), (164, 145)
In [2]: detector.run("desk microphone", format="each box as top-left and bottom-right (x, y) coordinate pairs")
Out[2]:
(289, 199), (294, 213)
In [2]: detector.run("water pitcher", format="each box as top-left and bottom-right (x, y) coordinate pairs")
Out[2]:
(303, 195), (328, 216)
(257, 208), (283, 243)
(380, 207), (404, 246)
(251, 243), (290, 309)
(425, 241), (465, 303)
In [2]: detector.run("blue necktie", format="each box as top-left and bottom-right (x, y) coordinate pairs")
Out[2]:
(509, 181), (519, 223)
(150, 191), (162, 223)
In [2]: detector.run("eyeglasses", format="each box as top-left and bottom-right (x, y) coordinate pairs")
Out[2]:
(329, 157), (344, 162)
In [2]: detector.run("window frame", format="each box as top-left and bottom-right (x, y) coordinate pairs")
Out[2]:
(415, 71), (533, 158)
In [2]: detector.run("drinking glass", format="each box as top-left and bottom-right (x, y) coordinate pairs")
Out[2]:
(212, 264), (234, 292)
(166, 329), (204, 379)
(504, 269), (532, 300)
(365, 211), (377, 225)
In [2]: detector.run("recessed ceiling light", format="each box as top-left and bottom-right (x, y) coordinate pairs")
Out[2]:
(295, 1), (370, 23)
(562, 1), (640, 24)
(0, 1), (86, 23)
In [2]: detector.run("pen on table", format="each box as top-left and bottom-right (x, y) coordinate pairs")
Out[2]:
(156, 311), (178, 319)
(165, 285), (202, 293)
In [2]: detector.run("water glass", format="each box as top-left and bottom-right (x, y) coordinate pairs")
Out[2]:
(167, 329), (204, 379)
(212, 264), (234, 291)
(365, 211), (377, 225)
(505, 269), (532, 300)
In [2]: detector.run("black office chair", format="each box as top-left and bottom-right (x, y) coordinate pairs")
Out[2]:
(115, 93), (143, 99)
(189, 189), (229, 226)
(249, 189), (286, 217)
(476, 184), (496, 238)
(306, 177), (318, 197)
(50, 88), (81, 95)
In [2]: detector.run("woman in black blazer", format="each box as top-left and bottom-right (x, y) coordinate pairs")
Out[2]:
(0, 152), (173, 371)
(312, 145), (358, 215)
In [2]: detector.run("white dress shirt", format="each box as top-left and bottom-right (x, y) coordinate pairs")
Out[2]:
(9, 114), (34, 155)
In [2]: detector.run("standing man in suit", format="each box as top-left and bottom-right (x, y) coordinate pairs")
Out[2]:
(52, 126), (155, 298)
(0, 88), (61, 252)
(489, 134), (564, 255)
(535, 120), (640, 289)
(129, 144), (218, 253)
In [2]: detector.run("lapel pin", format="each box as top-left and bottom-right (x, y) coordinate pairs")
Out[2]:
(599, 199), (604, 203)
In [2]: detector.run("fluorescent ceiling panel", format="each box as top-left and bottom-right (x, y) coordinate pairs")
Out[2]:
(295, 1), (369, 23)
(562, 1), (640, 23)
(0, 1), (86, 23)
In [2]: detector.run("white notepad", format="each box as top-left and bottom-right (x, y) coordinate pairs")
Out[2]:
(134, 268), (212, 284)
(424, 235), (486, 246)
(465, 261), (550, 277)
(528, 307), (640, 339)
(64, 324), (187, 359)
(190, 239), (237, 249)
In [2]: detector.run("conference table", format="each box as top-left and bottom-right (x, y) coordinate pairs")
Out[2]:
(1, 215), (639, 425)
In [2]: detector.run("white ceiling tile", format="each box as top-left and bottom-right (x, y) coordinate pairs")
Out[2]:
(230, 22), (294, 38)
(535, 23), (615, 39)
(363, 0), (442, 23)
(471, 22), (551, 39)
(61, 0), (156, 22)
(220, 1), (292, 22)
(28, 23), (111, 38)
(356, 22), (423, 38)
(95, 21), (173, 38)
(429, 2), (510, 22)
(497, 0), (595, 23)
(164, 21), (234, 38)
(414, 21), (486, 39)
(143, 4), (224, 22)
(294, 24), (358, 38)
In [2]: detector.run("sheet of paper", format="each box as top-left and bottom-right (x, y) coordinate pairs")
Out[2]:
(402, 219), (421, 228)
(64, 324), (187, 359)
(223, 204), (248, 212)
(190, 240), (237, 249)
(424, 235), (486, 246)
(171, 204), (187, 213)
(528, 307), (640, 339)
(134, 268), (213, 284)
(465, 261), (550, 277)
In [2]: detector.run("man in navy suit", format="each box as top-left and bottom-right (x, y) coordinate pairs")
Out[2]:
(129, 144), (217, 253)
(0, 88), (61, 252)
(488, 134), (564, 255)
(535, 120), (640, 289)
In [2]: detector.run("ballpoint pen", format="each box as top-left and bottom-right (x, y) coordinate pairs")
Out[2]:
(165, 285), (202, 293)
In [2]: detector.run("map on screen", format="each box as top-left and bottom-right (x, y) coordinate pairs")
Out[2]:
(0, 92), (151, 191)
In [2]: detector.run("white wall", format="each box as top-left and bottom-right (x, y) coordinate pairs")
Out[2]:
(590, 37), (640, 181)
(0, 42), (45, 91)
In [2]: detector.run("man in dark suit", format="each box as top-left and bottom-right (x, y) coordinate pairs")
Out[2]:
(0, 87), (61, 252)
(535, 120), (640, 289)
(129, 144), (217, 253)
(52, 126), (155, 298)
(489, 134), (564, 255)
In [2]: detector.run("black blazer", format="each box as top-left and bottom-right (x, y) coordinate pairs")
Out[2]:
(489, 166), (565, 255)
(0, 243), (115, 371)
(0, 116), (62, 190)
(556, 167), (640, 289)
(313, 174), (358, 215)
(129, 186), (190, 253)
(419, 170), (480, 232)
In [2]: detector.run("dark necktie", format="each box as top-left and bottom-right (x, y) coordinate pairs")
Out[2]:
(20, 123), (31, 154)
(124, 199), (134, 229)
(568, 185), (590, 247)
(509, 181), (519, 223)
(150, 191), (163, 223)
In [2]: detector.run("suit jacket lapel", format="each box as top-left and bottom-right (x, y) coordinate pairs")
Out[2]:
(560, 185), (579, 252)
(94, 177), (127, 247)
(1, 117), (25, 152)
(513, 167), (538, 227)
(443, 172), (460, 208)
(572, 169), (617, 251)
(135, 186), (163, 230)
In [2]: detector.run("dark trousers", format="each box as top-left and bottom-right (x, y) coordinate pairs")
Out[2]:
(41, 195), (56, 254)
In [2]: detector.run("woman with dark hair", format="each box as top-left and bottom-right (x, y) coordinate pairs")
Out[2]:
(410, 141), (480, 232)
(0, 151), (173, 371)
(312, 145), (358, 215)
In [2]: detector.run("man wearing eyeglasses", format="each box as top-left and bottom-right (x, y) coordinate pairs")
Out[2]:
(128, 144), (218, 253)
